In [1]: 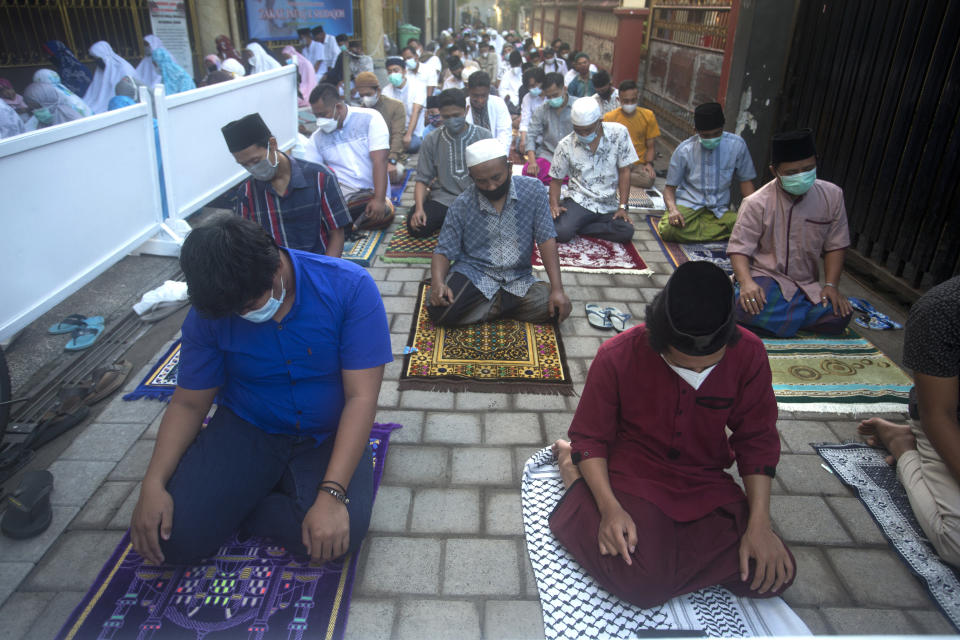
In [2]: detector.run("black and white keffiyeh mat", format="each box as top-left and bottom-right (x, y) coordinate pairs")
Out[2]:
(815, 443), (960, 630)
(521, 447), (811, 639)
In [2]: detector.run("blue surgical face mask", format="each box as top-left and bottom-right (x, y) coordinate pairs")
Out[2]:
(547, 95), (564, 108)
(529, 86), (542, 96)
(577, 129), (598, 145)
(240, 275), (285, 323)
(33, 107), (53, 124)
(699, 135), (721, 150)
(405, 58), (417, 70)
(444, 116), (466, 133)
(779, 167), (817, 196)
(388, 72), (404, 87)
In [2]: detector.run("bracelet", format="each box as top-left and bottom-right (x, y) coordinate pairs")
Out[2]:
(320, 480), (347, 493)
(823, 282), (837, 288)
(318, 486), (350, 505)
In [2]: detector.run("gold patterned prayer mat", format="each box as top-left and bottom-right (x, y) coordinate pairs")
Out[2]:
(381, 226), (438, 264)
(763, 329), (912, 413)
(399, 281), (574, 395)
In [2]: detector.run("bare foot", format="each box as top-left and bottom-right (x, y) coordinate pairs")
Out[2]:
(858, 417), (917, 465)
(552, 439), (582, 489)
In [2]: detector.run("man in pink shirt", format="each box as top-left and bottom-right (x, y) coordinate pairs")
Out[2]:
(727, 129), (853, 337)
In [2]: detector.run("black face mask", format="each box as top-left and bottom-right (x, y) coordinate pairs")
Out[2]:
(477, 176), (510, 201)
(598, 89), (612, 100)
(206, 64), (218, 72)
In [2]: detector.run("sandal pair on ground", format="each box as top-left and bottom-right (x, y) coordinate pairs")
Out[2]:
(585, 303), (631, 332)
(48, 314), (104, 351)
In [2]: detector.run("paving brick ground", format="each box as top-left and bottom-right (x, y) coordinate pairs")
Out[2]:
(0, 168), (952, 638)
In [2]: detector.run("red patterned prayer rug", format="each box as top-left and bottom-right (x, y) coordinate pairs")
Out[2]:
(532, 235), (652, 275)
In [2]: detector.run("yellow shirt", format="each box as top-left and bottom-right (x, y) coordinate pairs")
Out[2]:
(603, 107), (660, 165)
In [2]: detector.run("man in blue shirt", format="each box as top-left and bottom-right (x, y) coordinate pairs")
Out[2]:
(130, 217), (392, 565)
(430, 138), (572, 326)
(660, 102), (757, 243)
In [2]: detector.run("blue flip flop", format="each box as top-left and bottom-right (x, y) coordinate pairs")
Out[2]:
(848, 297), (903, 330)
(585, 303), (612, 330)
(48, 314), (103, 335)
(65, 325), (104, 351)
(605, 306), (632, 332)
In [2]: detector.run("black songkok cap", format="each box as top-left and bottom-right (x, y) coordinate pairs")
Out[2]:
(425, 95), (440, 109)
(385, 56), (404, 68)
(221, 113), (272, 153)
(694, 102), (724, 131)
(297, 27), (312, 36)
(311, 26), (325, 35)
(662, 261), (736, 356)
(771, 128), (817, 164)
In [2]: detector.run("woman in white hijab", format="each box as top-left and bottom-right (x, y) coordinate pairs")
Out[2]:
(243, 42), (281, 74)
(135, 35), (166, 89)
(83, 40), (137, 113)
(23, 83), (85, 129)
(221, 58), (246, 78)
(32, 69), (93, 117)
(0, 100), (25, 139)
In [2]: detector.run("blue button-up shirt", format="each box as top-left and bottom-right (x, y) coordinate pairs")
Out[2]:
(178, 249), (392, 442)
(435, 175), (557, 299)
(666, 131), (757, 218)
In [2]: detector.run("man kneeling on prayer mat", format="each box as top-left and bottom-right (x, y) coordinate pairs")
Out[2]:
(728, 128), (853, 337)
(130, 216), (392, 565)
(551, 261), (795, 608)
(428, 138), (572, 326)
(659, 102), (757, 243)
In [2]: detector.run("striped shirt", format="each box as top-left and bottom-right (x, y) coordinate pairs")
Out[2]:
(235, 154), (352, 255)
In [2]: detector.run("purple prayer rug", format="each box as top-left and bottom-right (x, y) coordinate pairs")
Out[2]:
(54, 423), (402, 640)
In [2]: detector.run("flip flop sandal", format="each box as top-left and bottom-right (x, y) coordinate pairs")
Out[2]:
(48, 314), (103, 335)
(65, 325), (104, 351)
(605, 306), (632, 332)
(1, 470), (53, 539)
(585, 303), (612, 330)
(81, 359), (133, 405)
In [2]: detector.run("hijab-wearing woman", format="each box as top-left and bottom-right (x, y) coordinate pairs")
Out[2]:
(244, 42), (281, 74)
(32, 69), (93, 117)
(151, 48), (195, 94)
(135, 35), (166, 89)
(0, 78), (29, 118)
(42, 40), (93, 96)
(281, 45), (317, 107)
(215, 35), (242, 62)
(23, 83), (85, 129)
(0, 100), (25, 139)
(83, 41), (137, 114)
(221, 58), (246, 78)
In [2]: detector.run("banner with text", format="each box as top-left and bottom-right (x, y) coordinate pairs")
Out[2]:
(244, 0), (354, 41)
(149, 1), (194, 78)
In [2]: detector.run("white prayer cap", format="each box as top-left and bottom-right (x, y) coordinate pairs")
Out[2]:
(571, 96), (602, 126)
(465, 138), (507, 167)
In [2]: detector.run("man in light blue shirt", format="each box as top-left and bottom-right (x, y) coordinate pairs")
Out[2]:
(660, 102), (757, 243)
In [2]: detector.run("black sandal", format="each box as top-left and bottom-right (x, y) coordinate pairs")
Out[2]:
(1, 470), (53, 539)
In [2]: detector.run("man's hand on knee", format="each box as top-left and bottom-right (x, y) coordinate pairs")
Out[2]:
(131, 482), (175, 565)
(739, 524), (794, 594)
(597, 502), (638, 565)
(301, 493), (350, 563)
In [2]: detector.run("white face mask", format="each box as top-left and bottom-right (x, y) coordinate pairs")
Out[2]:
(361, 94), (379, 107)
(661, 355), (717, 390)
(622, 103), (637, 115)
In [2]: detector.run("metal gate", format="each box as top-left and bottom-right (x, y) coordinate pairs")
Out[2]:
(777, 0), (960, 288)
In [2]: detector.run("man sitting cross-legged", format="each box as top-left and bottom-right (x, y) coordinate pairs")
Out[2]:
(550, 261), (795, 608)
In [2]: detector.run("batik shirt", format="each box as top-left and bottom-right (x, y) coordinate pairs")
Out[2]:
(435, 176), (556, 299)
(415, 123), (492, 207)
(667, 132), (757, 218)
(549, 122), (639, 214)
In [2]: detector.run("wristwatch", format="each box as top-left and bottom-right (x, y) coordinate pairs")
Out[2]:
(619, 203), (628, 211)
(388, 158), (397, 165)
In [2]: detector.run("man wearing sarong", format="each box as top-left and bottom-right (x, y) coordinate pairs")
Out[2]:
(551, 261), (795, 608)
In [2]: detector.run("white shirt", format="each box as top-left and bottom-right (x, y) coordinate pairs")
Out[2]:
(304, 106), (390, 197)
(321, 34), (340, 75)
(498, 66), (523, 105)
(540, 57), (567, 76)
(383, 76), (426, 137)
(302, 40), (325, 67)
(442, 74), (465, 91)
(466, 94), (513, 154)
(520, 92), (546, 132)
(408, 63), (437, 90)
(564, 64), (597, 87)
(423, 55), (443, 86)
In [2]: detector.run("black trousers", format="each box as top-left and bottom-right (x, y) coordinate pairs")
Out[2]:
(406, 199), (448, 238)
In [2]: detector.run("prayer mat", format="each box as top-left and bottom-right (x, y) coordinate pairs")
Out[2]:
(646, 214), (733, 275)
(341, 228), (386, 267)
(54, 422), (403, 640)
(399, 281), (574, 395)
(532, 235), (653, 276)
(381, 226), (437, 264)
(815, 443), (960, 630)
(763, 329), (912, 413)
(389, 168), (414, 206)
(122, 340), (180, 402)
(628, 186), (665, 210)
(521, 446), (812, 639)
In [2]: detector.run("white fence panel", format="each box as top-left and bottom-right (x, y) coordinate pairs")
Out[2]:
(157, 65), (298, 221)
(0, 104), (162, 342)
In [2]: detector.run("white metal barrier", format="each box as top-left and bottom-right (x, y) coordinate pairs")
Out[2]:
(0, 104), (163, 342)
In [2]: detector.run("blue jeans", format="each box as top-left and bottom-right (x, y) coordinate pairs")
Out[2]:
(406, 132), (422, 153)
(159, 406), (374, 564)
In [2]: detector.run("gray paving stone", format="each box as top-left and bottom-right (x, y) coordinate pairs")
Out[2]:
(142, 411), (162, 439)
(58, 422), (146, 462)
(443, 539), (521, 595)
(21, 591), (85, 640)
(563, 285), (601, 301)
(391, 312), (414, 333)
(383, 358), (402, 380)
(0, 506), (78, 563)
(602, 286), (644, 301)
(543, 413), (572, 443)
(95, 396), (165, 424)
(523, 554), (539, 597)
(366, 267), (387, 280)
(485, 491), (523, 535)
(777, 420), (836, 454)
(574, 273), (615, 287)
(515, 393), (569, 411)
(515, 446), (544, 479)
(825, 496), (887, 545)
(820, 607), (915, 635)
(386, 267), (428, 281)
(343, 598), (395, 640)
(389, 332), (409, 355)
(905, 609), (957, 634)
(770, 495), (852, 544)
(775, 454), (851, 496)
(485, 600), (546, 640)
(377, 379), (400, 408)
(424, 412), (481, 444)
(375, 410), (423, 443)
(108, 482), (140, 529)
(410, 488), (480, 533)
(401, 281), (422, 297)
(381, 296), (416, 313)
(484, 412), (543, 445)
(399, 389), (455, 409)
(377, 280), (403, 296)
(0, 562), (33, 608)
(107, 440), (155, 481)
(395, 599), (481, 640)
(561, 336), (602, 358)
(46, 460), (115, 507)
(358, 537), (442, 594)
(72, 481), (136, 529)
(779, 546), (849, 608)
(382, 445), (449, 485)
(451, 447), (514, 486)
(825, 419), (863, 443)
(25, 531), (125, 591)
(369, 486), (411, 533)
(0, 591), (55, 640)
(791, 607), (831, 635)
(123, 363), (154, 392)
(455, 392), (510, 410)
(825, 548), (931, 608)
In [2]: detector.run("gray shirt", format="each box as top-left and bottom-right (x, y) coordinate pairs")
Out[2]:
(415, 123), (492, 207)
(524, 99), (573, 163)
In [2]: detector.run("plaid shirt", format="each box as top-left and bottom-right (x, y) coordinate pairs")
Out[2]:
(235, 154), (351, 255)
(436, 175), (557, 299)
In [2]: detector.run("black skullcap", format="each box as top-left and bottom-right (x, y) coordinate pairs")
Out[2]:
(385, 56), (404, 68)
(311, 26), (324, 35)
(297, 27), (312, 35)
(426, 95), (440, 109)
(221, 113), (272, 153)
(771, 128), (817, 164)
(662, 261), (735, 356)
(694, 102), (724, 131)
